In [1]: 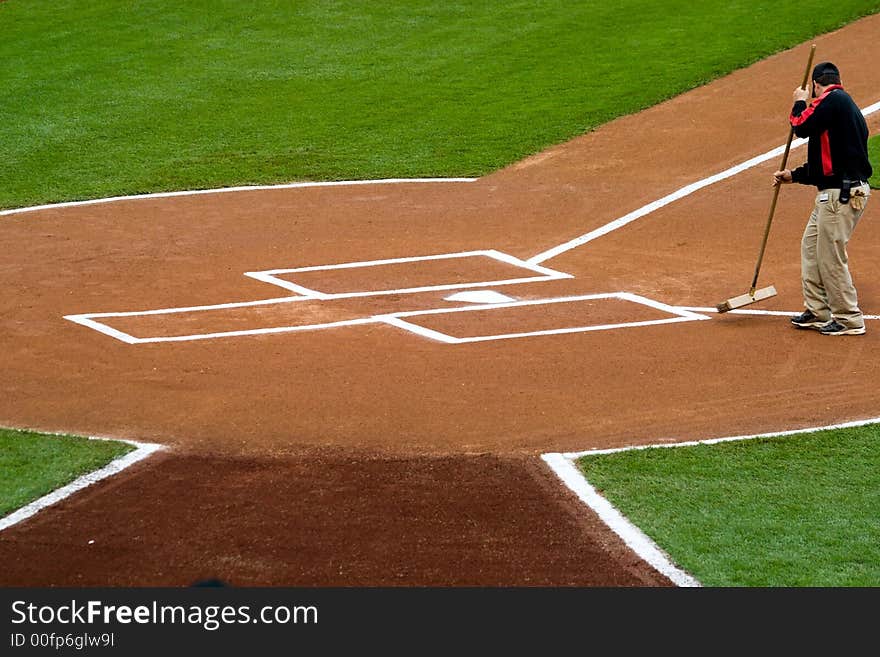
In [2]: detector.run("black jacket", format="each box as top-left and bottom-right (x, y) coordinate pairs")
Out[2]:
(789, 85), (872, 189)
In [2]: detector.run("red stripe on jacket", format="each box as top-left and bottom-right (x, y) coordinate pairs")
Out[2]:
(789, 84), (844, 127)
(820, 131), (833, 175)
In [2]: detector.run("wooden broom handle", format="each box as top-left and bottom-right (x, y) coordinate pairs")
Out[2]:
(749, 43), (816, 295)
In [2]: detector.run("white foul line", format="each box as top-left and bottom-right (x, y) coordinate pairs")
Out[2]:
(541, 452), (701, 587)
(679, 306), (880, 320)
(0, 437), (164, 533)
(528, 99), (880, 265)
(0, 178), (477, 217)
(542, 414), (880, 587)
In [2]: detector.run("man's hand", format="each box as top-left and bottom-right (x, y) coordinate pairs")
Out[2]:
(773, 169), (793, 186)
(793, 85), (811, 103)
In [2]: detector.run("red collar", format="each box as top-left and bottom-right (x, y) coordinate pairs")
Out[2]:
(811, 84), (844, 104)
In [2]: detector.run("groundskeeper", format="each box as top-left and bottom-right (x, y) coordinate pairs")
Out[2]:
(774, 61), (872, 336)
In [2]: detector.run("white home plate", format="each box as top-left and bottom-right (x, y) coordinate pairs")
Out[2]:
(444, 290), (516, 304)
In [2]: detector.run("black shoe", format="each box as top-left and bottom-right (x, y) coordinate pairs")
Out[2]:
(819, 320), (865, 336)
(790, 310), (827, 329)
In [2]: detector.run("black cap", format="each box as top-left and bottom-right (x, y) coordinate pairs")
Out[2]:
(811, 61), (839, 81)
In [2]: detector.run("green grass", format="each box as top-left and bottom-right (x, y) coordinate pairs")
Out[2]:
(1, 0), (878, 209)
(0, 428), (134, 518)
(869, 135), (880, 188)
(577, 425), (880, 586)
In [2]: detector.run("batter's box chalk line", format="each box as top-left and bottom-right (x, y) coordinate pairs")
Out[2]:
(63, 249), (572, 343)
(58, 254), (880, 345)
(377, 292), (710, 343)
(241, 249), (570, 299)
(67, 250), (710, 344)
(63, 254), (711, 345)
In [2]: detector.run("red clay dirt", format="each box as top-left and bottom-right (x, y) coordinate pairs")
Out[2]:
(1, 15), (879, 586)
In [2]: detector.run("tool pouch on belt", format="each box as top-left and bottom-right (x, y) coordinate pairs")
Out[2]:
(840, 179), (852, 205)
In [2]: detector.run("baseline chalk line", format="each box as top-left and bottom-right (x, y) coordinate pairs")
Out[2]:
(0, 178), (477, 217)
(0, 436), (164, 533)
(543, 413), (880, 587)
(528, 99), (880, 265)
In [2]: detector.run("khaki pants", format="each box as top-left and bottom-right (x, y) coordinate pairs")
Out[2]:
(801, 183), (870, 328)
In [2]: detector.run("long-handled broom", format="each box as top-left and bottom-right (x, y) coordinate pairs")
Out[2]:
(716, 43), (816, 314)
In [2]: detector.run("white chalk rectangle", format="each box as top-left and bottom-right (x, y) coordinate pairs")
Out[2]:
(244, 250), (571, 299)
(379, 293), (710, 343)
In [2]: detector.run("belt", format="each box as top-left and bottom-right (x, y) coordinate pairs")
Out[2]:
(820, 181), (868, 191)
(840, 179), (870, 205)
